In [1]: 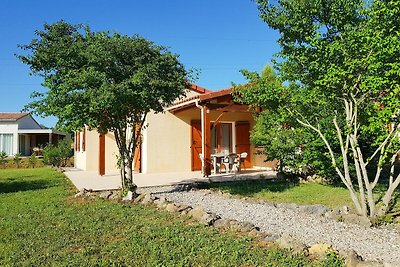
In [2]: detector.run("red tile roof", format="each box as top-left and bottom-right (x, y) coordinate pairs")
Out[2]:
(199, 88), (232, 102)
(167, 87), (234, 112)
(190, 84), (212, 94)
(0, 112), (29, 121)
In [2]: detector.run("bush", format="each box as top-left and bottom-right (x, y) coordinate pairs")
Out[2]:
(0, 152), (7, 168)
(13, 153), (21, 168)
(42, 139), (73, 167)
(28, 153), (38, 168)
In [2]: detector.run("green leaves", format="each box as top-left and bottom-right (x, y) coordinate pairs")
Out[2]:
(19, 21), (190, 133)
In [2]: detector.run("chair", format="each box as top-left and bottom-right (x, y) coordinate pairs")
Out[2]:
(222, 153), (237, 173)
(238, 152), (248, 172)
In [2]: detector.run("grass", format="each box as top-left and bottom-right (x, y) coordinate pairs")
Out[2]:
(204, 179), (400, 213)
(205, 179), (355, 209)
(0, 168), (342, 266)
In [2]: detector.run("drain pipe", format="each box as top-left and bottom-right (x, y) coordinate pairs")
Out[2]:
(195, 99), (205, 176)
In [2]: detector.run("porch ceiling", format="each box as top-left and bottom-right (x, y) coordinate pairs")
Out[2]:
(18, 129), (66, 135)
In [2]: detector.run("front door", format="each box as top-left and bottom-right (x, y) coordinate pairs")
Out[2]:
(236, 121), (251, 168)
(191, 120), (202, 171)
(211, 123), (232, 154)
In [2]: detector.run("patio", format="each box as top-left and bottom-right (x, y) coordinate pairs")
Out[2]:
(64, 168), (277, 191)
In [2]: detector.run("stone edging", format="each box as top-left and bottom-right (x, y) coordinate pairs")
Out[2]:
(74, 187), (396, 266)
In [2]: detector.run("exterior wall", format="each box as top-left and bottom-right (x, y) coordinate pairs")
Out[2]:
(0, 121), (18, 155)
(105, 132), (119, 171)
(74, 128), (119, 172)
(142, 107), (276, 174)
(74, 131), (86, 170)
(143, 108), (201, 173)
(17, 116), (41, 129)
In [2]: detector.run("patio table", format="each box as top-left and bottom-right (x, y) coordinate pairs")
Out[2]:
(211, 153), (237, 174)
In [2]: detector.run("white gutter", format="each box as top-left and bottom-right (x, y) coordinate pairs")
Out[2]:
(195, 99), (205, 176)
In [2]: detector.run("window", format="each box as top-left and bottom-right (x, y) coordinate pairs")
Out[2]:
(0, 134), (13, 156)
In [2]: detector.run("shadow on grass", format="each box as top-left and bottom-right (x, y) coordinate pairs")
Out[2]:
(0, 178), (55, 194)
(202, 179), (300, 196)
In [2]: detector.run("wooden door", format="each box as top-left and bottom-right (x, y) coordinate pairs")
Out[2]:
(134, 142), (141, 173)
(133, 126), (141, 173)
(235, 121), (251, 168)
(191, 120), (202, 171)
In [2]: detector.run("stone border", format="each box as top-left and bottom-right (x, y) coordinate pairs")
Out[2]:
(73, 188), (396, 266)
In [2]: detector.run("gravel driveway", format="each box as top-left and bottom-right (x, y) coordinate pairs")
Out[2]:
(141, 186), (400, 265)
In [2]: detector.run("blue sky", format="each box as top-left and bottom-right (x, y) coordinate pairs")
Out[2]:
(0, 0), (279, 127)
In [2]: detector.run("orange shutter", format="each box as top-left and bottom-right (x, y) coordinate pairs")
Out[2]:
(82, 127), (86, 151)
(76, 131), (80, 152)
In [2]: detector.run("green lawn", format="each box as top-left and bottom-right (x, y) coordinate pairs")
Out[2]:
(204, 179), (400, 213)
(205, 180), (356, 209)
(0, 168), (341, 266)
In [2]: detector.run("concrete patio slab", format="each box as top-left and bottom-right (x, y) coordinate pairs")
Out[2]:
(63, 168), (277, 191)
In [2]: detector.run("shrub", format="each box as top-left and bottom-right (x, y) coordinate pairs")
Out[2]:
(0, 152), (7, 168)
(13, 153), (21, 168)
(28, 153), (38, 168)
(42, 139), (73, 167)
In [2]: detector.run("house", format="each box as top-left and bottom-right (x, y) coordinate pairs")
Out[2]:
(74, 85), (276, 175)
(0, 112), (67, 156)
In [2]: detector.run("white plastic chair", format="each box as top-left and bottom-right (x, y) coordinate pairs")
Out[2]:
(239, 152), (248, 172)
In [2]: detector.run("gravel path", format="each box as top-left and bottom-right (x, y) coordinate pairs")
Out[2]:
(140, 186), (400, 265)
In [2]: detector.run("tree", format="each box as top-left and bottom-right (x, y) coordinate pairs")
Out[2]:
(237, 0), (400, 218)
(234, 65), (336, 179)
(19, 21), (190, 191)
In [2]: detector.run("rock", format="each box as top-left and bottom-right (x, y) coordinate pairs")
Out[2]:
(165, 203), (180, 213)
(213, 218), (232, 229)
(154, 197), (167, 209)
(180, 210), (189, 216)
(339, 249), (363, 267)
(188, 207), (206, 221)
(264, 233), (280, 242)
(188, 207), (220, 226)
(248, 229), (266, 239)
(236, 222), (257, 233)
(299, 205), (331, 216)
(199, 212), (220, 226)
(342, 214), (371, 228)
(382, 262), (399, 267)
(108, 191), (120, 200)
(176, 204), (191, 212)
(122, 191), (134, 202)
(99, 190), (112, 199)
(74, 188), (87, 198)
(133, 193), (146, 204)
(276, 234), (308, 255)
(308, 243), (334, 260)
(356, 261), (384, 267)
(142, 193), (155, 205)
(341, 205), (351, 215)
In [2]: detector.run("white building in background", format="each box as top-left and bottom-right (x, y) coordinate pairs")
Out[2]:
(0, 112), (67, 156)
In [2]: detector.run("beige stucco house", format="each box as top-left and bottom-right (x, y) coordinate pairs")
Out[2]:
(74, 85), (276, 175)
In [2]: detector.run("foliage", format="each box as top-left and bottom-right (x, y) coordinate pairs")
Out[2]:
(321, 251), (345, 267)
(0, 152), (6, 168)
(0, 168), (340, 266)
(234, 66), (337, 179)
(13, 153), (21, 168)
(28, 153), (38, 168)
(18, 21), (190, 191)
(237, 0), (400, 218)
(42, 139), (72, 167)
(0, 158), (44, 169)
